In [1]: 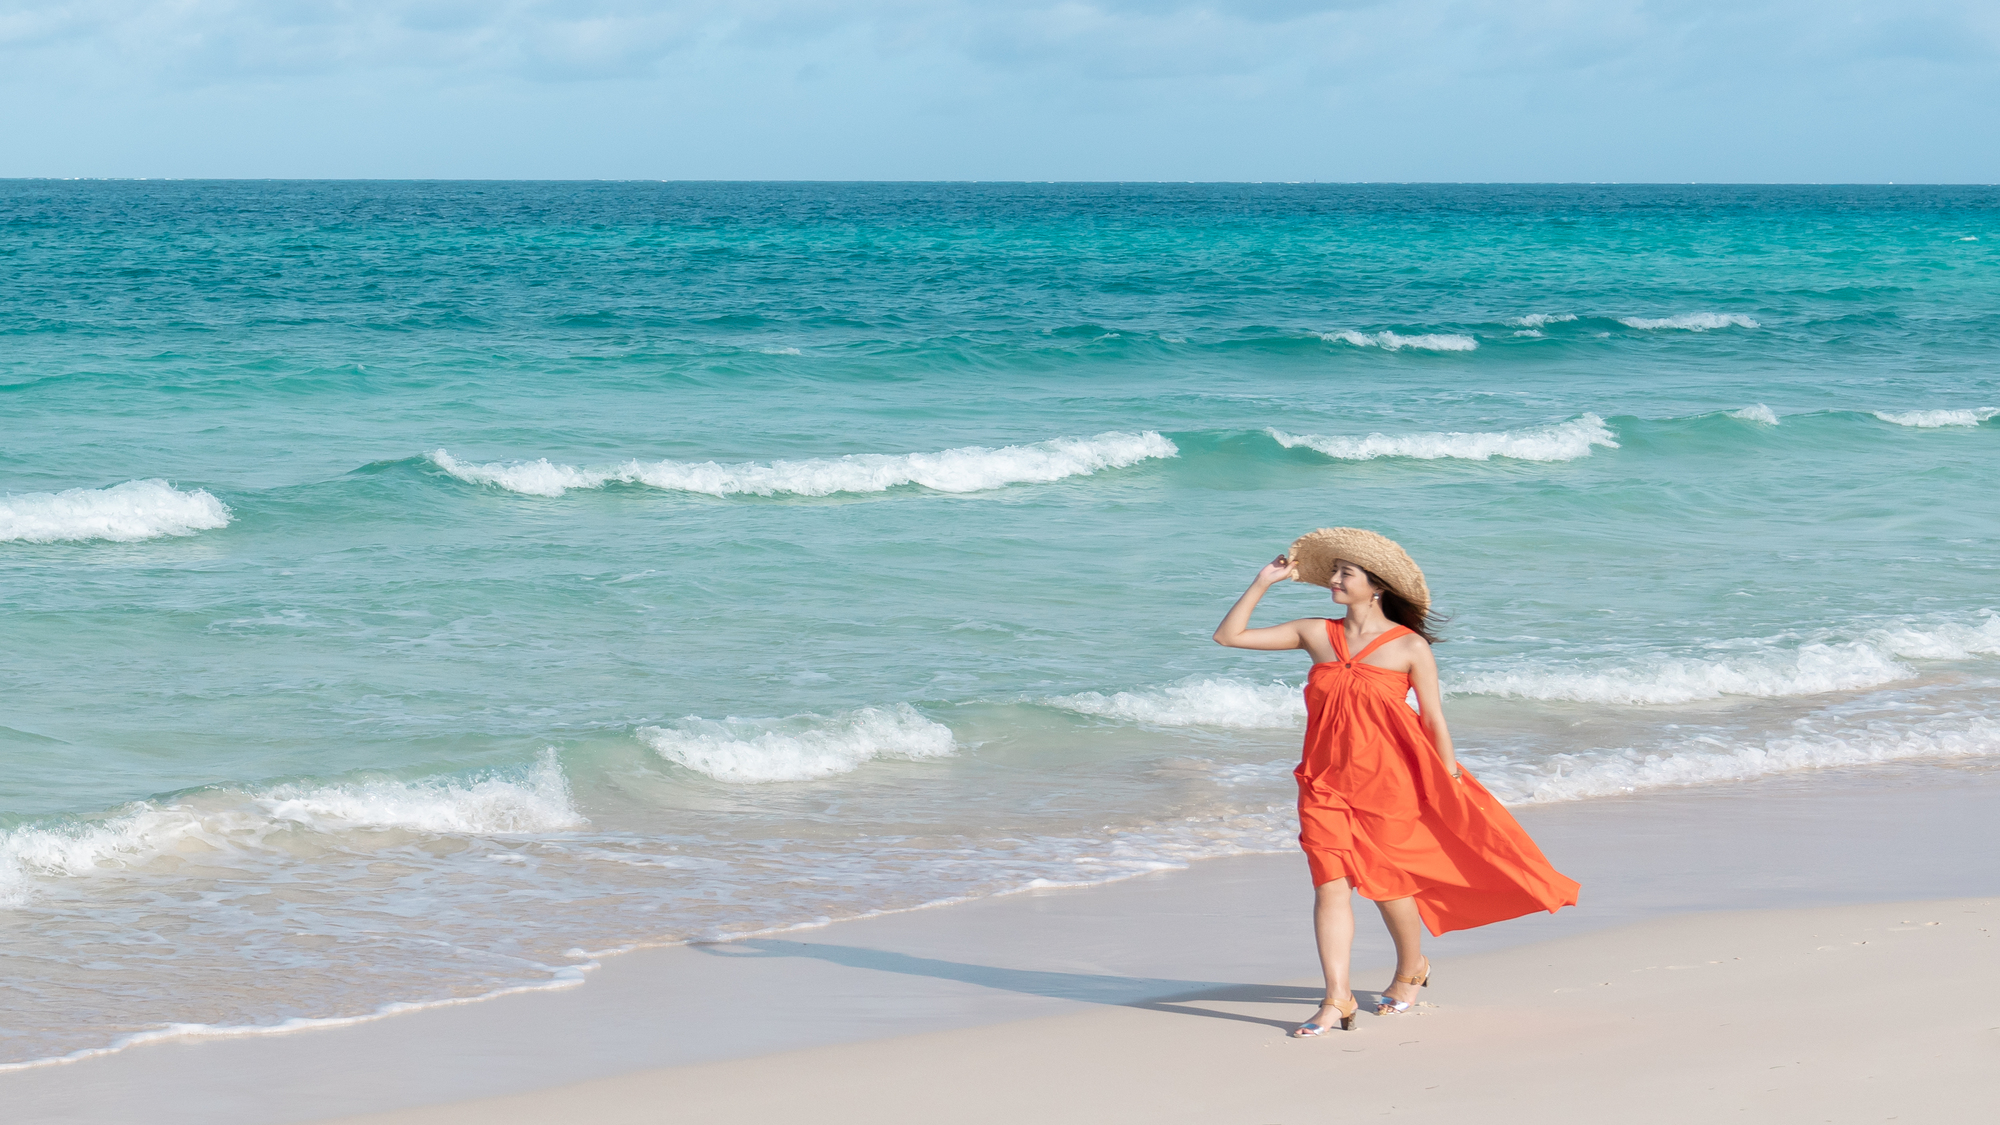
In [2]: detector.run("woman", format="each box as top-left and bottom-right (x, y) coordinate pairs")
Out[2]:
(1213, 527), (1579, 1037)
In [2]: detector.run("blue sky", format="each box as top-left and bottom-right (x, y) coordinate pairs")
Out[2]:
(2, 1), (1995, 180)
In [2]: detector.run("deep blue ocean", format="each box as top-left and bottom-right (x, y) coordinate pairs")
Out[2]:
(3, 182), (1997, 1065)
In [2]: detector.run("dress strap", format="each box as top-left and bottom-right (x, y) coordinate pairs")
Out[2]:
(1350, 624), (1413, 665)
(1324, 618), (1346, 660)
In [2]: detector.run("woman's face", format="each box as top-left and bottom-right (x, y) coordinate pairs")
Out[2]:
(1328, 561), (1379, 608)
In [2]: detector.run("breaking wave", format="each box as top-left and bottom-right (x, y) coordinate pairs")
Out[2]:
(1050, 620), (2000, 730)
(0, 480), (231, 543)
(0, 752), (582, 907)
(428, 432), (1177, 498)
(1454, 617), (2000, 706)
(1269, 414), (1617, 463)
(1322, 330), (1478, 352)
(1049, 678), (1306, 729)
(256, 754), (582, 835)
(1617, 312), (1759, 331)
(1872, 408), (1998, 428)
(639, 705), (957, 782)
(1729, 404), (1780, 425)
(1483, 715), (2000, 805)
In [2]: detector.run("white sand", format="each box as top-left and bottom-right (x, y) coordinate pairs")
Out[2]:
(319, 896), (2000, 1125)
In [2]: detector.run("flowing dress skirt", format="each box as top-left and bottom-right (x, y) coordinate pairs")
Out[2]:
(1296, 620), (1580, 936)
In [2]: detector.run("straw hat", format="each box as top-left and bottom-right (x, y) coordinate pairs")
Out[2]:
(1287, 527), (1430, 612)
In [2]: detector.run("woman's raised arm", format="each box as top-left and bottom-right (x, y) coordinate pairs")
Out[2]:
(1213, 555), (1312, 651)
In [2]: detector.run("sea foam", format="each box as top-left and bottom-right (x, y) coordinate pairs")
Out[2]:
(0, 752), (583, 907)
(1050, 678), (1306, 729)
(639, 705), (957, 782)
(429, 432), (1177, 498)
(1269, 414), (1617, 463)
(257, 751), (582, 834)
(1617, 312), (1759, 331)
(1455, 617), (2000, 706)
(1485, 715), (2000, 805)
(0, 966), (596, 1074)
(0, 480), (231, 543)
(1872, 408), (1998, 428)
(1322, 330), (1478, 352)
(1049, 619), (2000, 731)
(1729, 404), (1780, 425)
(1514, 314), (1577, 328)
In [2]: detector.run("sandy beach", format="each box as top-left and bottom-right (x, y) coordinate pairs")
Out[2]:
(321, 896), (1999, 1125)
(6, 762), (1997, 1125)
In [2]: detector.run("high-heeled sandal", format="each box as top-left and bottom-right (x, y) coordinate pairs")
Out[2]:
(1375, 957), (1430, 1014)
(1292, 993), (1358, 1037)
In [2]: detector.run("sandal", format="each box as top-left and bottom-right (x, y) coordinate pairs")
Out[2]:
(1375, 957), (1430, 1014)
(1292, 993), (1359, 1037)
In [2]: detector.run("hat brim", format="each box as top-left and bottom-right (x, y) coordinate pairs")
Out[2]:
(1287, 527), (1431, 612)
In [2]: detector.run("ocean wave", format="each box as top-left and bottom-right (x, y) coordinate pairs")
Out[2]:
(428, 452), (602, 497)
(1269, 414), (1617, 463)
(639, 704), (956, 782)
(1486, 715), (2000, 804)
(1729, 404), (1780, 425)
(1049, 678), (1305, 729)
(429, 431), (1177, 498)
(1322, 330), (1478, 352)
(256, 751), (581, 834)
(1617, 312), (1759, 331)
(0, 807), (189, 907)
(0, 480), (231, 543)
(1454, 616), (2000, 706)
(1513, 314), (1577, 327)
(1872, 408), (1998, 428)
(0, 753), (582, 907)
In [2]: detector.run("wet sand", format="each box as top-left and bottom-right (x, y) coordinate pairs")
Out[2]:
(5, 763), (1998, 1125)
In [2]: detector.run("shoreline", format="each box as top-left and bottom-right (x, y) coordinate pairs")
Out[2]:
(5, 761), (1998, 1123)
(316, 895), (2000, 1125)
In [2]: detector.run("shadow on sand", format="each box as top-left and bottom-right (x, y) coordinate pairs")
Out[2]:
(699, 939), (1374, 1033)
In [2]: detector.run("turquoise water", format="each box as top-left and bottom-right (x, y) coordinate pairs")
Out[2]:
(3, 182), (1998, 1064)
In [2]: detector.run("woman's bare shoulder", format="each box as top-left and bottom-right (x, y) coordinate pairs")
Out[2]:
(1386, 631), (1433, 659)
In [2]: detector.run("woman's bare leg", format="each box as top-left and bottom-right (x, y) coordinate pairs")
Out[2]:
(1375, 895), (1426, 1007)
(1302, 878), (1355, 1028)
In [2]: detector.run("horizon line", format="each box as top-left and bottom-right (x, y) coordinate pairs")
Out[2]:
(1, 178), (1990, 187)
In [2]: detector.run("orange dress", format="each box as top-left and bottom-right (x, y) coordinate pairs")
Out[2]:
(1296, 619), (1580, 936)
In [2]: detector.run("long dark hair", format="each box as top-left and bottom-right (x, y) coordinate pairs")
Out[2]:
(1364, 568), (1445, 645)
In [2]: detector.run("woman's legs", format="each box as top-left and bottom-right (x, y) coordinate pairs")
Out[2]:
(1310, 877), (1355, 1005)
(1375, 895), (1427, 1007)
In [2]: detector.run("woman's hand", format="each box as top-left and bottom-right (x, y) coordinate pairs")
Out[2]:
(1254, 554), (1297, 587)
